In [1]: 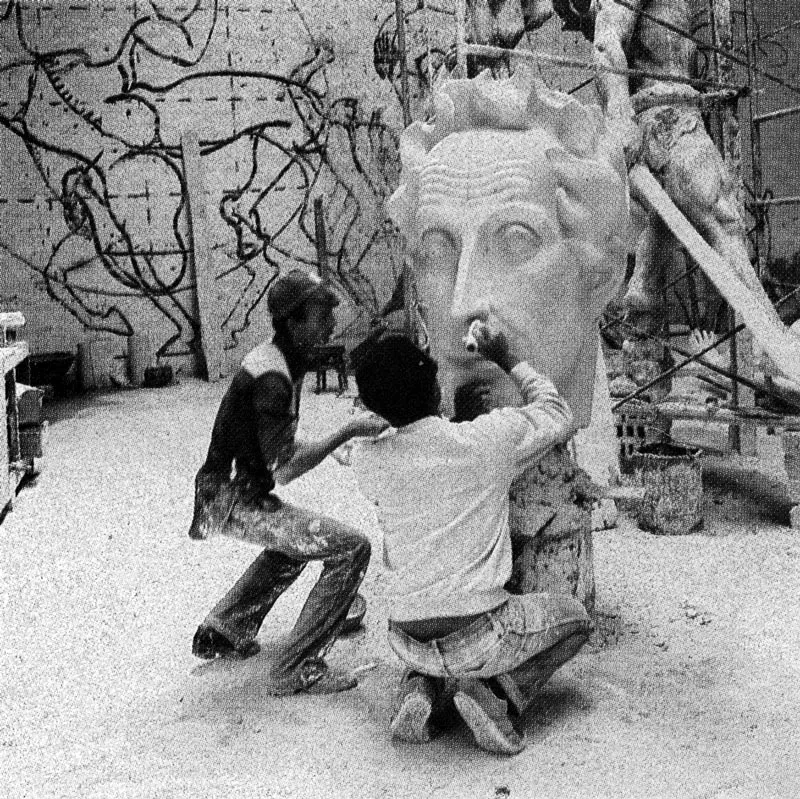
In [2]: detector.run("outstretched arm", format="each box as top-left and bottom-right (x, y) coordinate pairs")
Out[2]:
(274, 414), (388, 485)
(470, 320), (575, 468)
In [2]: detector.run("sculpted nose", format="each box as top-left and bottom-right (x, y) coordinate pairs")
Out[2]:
(450, 243), (490, 328)
(451, 297), (491, 330)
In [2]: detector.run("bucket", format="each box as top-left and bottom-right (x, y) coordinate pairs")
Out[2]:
(633, 442), (703, 535)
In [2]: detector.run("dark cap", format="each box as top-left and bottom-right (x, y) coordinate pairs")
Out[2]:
(267, 269), (340, 320)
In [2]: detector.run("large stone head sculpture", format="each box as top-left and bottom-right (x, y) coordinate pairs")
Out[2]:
(388, 69), (629, 426)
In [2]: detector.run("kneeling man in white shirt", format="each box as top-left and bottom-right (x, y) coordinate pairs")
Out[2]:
(352, 326), (592, 755)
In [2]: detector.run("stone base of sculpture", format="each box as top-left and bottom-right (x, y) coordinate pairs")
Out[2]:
(507, 443), (597, 616)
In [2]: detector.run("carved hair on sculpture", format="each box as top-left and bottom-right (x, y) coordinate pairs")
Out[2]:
(389, 67), (627, 273)
(387, 67), (629, 426)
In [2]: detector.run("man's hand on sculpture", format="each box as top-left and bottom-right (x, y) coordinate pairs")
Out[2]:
(470, 322), (521, 373)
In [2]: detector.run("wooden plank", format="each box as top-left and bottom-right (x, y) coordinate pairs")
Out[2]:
(181, 131), (227, 382)
(655, 400), (800, 430)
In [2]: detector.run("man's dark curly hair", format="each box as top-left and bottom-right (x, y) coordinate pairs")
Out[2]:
(354, 334), (439, 427)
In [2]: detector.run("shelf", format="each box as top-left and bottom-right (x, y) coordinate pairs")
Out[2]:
(2, 338), (31, 519)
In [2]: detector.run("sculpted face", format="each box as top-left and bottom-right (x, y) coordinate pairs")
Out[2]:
(410, 131), (587, 417)
(390, 74), (629, 425)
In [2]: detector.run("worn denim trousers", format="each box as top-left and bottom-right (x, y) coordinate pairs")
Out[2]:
(387, 593), (592, 714)
(189, 471), (370, 680)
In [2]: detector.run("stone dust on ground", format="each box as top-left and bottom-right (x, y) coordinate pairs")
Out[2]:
(2, 376), (799, 799)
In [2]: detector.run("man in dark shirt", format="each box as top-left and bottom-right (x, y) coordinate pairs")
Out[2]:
(188, 269), (386, 695)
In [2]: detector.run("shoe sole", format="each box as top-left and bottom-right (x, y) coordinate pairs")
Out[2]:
(301, 673), (358, 695)
(453, 693), (525, 755)
(192, 641), (261, 661)
(340, 593), (367, 635)
(391, 693), (433, 743)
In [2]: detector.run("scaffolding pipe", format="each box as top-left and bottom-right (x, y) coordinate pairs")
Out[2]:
(462, 42), (745, 91)
(751, 195), (800, 207)
(753, 103), (800, 125)
(632, 88), (745, 114)
(394, 0), (412, 128)
(455, 0), (467, 76)
(710, 0), (753, 452)
(744, 0), (766, 277)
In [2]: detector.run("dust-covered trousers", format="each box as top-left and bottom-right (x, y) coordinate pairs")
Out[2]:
(189, 471), (371, 676)
(387, 593), (592, 715)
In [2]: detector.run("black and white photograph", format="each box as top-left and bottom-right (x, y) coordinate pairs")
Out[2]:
(2, 1), (799, 796)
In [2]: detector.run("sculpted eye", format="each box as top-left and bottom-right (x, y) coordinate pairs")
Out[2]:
(418, 229), (458, 261)
(493, 223), (541, 256)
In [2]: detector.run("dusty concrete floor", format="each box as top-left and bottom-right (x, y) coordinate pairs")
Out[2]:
(2, 376), (800, 799)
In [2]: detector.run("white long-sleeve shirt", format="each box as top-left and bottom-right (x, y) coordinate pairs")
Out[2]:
(353, 363), (575, 622)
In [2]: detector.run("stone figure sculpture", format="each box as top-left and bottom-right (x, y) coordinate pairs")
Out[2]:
(387, 69), (630, 609)
(536, 0), (774, 384)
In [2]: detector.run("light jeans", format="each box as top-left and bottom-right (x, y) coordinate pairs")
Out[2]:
(387, 592), (592, 714)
